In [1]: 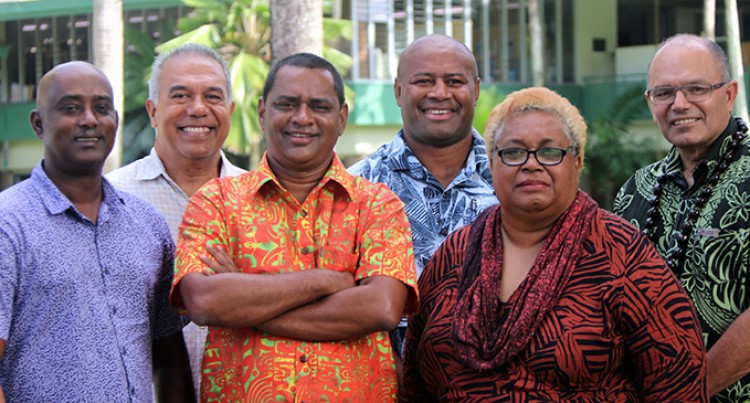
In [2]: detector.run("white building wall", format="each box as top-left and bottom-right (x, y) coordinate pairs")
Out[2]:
(573, 0), (617, 83)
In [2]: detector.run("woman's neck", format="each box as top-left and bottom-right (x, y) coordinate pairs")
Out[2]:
(501, 221), (549, 249)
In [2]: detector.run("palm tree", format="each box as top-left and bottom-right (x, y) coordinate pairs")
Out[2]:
(528, 0), (544, 86)
(121, 24), (168, 164)
(270, 0), (323, 63)
(724, 0), (749, 122)
(93, 0), (124, 171)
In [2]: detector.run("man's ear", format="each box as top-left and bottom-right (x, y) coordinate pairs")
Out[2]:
(394, 78), (403, 107)
(145, 99), (158, 129)
(474, 76), (480, 105)
(29, 110), (44, 139)
(258, 96), (266, 127)
(338, 102), (349, 136)
(723, 80), (739, 113)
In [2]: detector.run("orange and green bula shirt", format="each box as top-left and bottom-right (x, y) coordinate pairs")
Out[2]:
(171, 153), (418, 402)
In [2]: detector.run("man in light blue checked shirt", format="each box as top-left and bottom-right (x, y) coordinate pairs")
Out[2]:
(107, 43), (245, 396)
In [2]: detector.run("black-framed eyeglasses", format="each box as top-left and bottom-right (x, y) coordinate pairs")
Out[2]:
(645, 82), (727, 105)
(494, 147), (576, 166)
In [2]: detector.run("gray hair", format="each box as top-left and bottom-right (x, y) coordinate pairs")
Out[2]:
(148, 43), (233, 103)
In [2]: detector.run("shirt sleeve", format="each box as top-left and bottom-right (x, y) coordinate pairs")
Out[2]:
(611, 174), (636, 216)
(400, 227), (468, 401)
(353, 182), (419, 314)
(0, 221), (19, 341)
(170, 178), (230, 311)
(615, 229), (708, 402)
(151, 209), (185, 339)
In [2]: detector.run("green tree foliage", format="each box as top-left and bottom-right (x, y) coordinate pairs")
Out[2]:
(120, 0), (353, 168)
(151, 0), (353, 169)
(582, 84), (664, 210)
(473, 84), (522, 137)
(155, 0), (271, 168)
(122, 21), (176, 163)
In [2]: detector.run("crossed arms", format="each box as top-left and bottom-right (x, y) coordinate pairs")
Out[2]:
(174, 246), (409, 341)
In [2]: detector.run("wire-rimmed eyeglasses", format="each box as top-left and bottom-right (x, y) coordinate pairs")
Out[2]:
(494, 147), (576, 166)
(645, 82), (727, 105)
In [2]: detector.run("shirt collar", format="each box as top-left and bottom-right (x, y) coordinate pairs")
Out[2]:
(383, 128), (490, 178)
(137, 148), (243, 181)
(32, 161), (121, 218)
(132, 148), (168, 181)
(249, 151), (356, 199)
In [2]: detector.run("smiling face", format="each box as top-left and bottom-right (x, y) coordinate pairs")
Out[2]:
(646, 38), (737, 159)
(259, 65), (348, 175)
(490, 110), (582, 221)
(31, 61), (118, 175)
(149, 52), (234, 163)
(395, 35), (480, 148)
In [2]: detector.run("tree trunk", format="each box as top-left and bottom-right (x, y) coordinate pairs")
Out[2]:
(270, 0), (324, 65)
(703, 0), (715, 39)
(725, 0), (749, 122)
(528, 0), (544, 86)
(94, 0), (124, 172)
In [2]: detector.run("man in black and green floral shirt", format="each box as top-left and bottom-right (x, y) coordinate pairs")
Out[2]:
(614, 33), (750, 402)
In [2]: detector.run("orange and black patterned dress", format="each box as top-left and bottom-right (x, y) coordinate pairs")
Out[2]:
(401, 209), (707, 402)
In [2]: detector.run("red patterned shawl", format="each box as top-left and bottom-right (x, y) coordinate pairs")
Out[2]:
(452, 191), (599, 371)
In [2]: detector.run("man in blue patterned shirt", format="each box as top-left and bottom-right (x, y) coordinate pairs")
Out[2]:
(349, 34), (497, 359)
(0, 61), (193, 402)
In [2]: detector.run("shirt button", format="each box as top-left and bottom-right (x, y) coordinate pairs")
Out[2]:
(299, 354), (308, 363)
(442, 192), (450, 199)
(300, 210), (308, 218)
(300, 246), (315, 255)
(439, 228), (448, 236)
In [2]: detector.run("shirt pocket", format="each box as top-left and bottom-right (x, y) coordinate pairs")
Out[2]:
(317, 247), (359, 273)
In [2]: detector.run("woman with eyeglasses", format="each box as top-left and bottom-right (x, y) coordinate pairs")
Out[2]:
(399, 87), (708, 402)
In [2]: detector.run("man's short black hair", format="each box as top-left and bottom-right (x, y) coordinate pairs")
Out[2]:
(262, 53), (345, 106)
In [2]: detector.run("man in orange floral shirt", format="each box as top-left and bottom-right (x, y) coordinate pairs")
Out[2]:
(170, 52), (419, 402)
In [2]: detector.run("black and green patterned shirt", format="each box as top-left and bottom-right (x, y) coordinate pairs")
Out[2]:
(614, 117), (750, 403)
